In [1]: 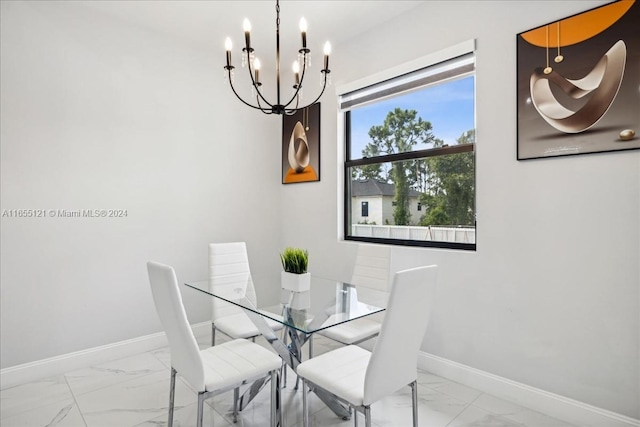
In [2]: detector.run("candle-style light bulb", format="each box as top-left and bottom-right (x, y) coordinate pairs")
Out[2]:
(323, 41), (332, 56)
(224, 37), (232, 67)
(293, 61), (300, 85)
(299, 17), (308, 49)
(323, 41), (331, 70)
(243, 18), (252, 50)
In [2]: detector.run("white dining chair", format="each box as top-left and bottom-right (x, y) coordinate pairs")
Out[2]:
(317, 244), (391, 348)
(147, 261), (283, 427)
(297, 265), (438, 427)
(209, 242), (284, 346)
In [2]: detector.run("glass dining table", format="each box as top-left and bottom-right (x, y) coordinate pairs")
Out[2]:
(184, 275), (389, 420)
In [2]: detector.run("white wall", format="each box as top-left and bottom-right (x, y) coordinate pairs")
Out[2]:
(0, 1), (282, 368)
(280, 0), (639, 420)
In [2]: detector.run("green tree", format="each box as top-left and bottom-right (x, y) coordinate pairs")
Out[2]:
(392, 160), (411, 225)
(362, 108), (437, 225)
(420, 129), (475, 226)
(351, 141), (388, 181)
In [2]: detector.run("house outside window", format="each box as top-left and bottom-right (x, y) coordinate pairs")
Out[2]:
(341, 40), (476, 250)
(354, 180), (421, 225)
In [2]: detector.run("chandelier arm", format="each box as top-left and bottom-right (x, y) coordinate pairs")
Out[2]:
(255, 91), (275, 114)
(244, 49), (275, 108)
(281, 52), (308, 109)
(227, 69), (273, 112)
(284, 73), (328, 114)
(283, 95), (301, 116)
(305, 72), (329, 105)
(282, 86), (303, 111)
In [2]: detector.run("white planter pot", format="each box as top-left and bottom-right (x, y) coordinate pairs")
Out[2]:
(281, 271), (311, 292)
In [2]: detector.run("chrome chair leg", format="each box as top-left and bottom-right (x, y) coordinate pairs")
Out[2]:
(211, 323), (216, 346)
(282, 330), (288, 387)
(278, 370), (284, 427)
(364, 406), (371, 427)
(295, 333), (312, 390)
(197, 392), (205, 427)
(233, 387), (240, 422)
(168, 367), (176, 427)
(294, 336), (300, 389)
(270, 370), (281, 427)
(353, 406), (358, 427)
(280, 361), (287, 390)
(302, 379), (309, 427)
(410, 380), (418, 426)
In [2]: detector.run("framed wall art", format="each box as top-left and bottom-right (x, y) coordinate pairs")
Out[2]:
(517, 0), (640, 160)
(282, 102), (321, 183)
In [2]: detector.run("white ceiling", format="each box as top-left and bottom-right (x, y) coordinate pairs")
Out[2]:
(79, 1), (426, 54)
(75, 1), (426, 102)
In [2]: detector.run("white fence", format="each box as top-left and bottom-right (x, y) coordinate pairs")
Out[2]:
(352, 224), (475, 244)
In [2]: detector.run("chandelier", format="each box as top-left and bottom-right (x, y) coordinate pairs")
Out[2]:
(223, 0), (331, 115)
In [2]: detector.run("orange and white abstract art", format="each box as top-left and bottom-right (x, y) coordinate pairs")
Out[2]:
(517, 0), (639, 160)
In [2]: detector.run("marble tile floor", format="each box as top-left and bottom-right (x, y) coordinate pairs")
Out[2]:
(1, 333), (577, 427)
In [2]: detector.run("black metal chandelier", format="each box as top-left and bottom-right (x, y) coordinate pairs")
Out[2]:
(223, 0), (331, 115)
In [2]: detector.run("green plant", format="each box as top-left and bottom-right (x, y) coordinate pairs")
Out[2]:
(280, 247), (309, 274)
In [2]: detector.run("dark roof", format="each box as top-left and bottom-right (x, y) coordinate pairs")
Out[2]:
(351, 179), (421, 197)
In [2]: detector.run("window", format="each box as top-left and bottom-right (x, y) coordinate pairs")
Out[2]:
(361, 201), (369, 217)
(341, 41), (476, 250)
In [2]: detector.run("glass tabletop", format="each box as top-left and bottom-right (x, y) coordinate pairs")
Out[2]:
(184, 275), (388, 334)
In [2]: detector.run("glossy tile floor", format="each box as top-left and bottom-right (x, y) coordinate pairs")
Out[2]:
(1, 332), (577, 427)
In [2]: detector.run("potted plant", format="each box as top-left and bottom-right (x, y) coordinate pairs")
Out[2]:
(280, 247), (310, 292)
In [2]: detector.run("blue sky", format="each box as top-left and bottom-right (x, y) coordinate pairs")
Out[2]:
(349, 75), (475, 159)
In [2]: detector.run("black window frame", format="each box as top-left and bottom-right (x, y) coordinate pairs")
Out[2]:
(341, 47), (477, 251)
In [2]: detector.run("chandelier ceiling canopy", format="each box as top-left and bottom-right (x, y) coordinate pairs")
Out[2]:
(223, 0), (331, 115)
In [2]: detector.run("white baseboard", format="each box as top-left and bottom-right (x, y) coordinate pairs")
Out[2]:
(0, 322), (211, 390)
(418, 351), (639, 427)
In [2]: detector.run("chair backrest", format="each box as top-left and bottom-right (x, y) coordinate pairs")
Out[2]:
(363, 265), (438, 405)
(147, 261), (205, 391)
(209, 242), (258, 321)
(350, 244), (392, 292)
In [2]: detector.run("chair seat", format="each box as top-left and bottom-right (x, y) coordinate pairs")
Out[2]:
(215, 311), (284, 339)
(318, 317), (381, 344)
(200, 339), (282, 392)
(296, 345), (371, 406)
